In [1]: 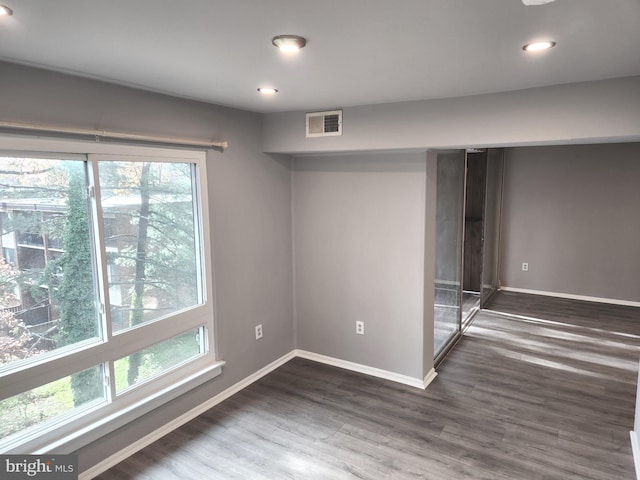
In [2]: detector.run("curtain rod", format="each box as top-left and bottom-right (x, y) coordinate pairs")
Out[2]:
(0, 121), (228, 152)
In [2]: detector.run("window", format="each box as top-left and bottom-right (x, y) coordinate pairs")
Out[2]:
(0, 137), (218, 453)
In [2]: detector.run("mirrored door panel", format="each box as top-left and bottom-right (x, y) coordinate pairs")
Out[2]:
(480, 149), (504, 307)
(434, 151), (466, 358)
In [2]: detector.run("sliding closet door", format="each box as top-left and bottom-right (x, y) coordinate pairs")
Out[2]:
(434, 151), (466, 359)
(480, 149), (504, 307)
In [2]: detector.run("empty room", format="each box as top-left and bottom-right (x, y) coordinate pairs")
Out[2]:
(0, 1), (639, 479)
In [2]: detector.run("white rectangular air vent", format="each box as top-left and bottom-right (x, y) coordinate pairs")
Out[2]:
(306, 110), (342, 138)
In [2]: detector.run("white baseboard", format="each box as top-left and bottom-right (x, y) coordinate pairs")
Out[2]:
(82, 349), (435, 479)
(80, 351), (296, 480)
(423, 368), (438, 389)
(294, 349), (427, 390)
(631, 431), (640, 480)
(499, 286), (640, 308)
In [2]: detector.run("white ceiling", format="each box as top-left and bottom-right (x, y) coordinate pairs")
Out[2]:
(0, 0), (639, 113)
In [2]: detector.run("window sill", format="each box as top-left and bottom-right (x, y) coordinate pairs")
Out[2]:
(29, 361), (225, 455)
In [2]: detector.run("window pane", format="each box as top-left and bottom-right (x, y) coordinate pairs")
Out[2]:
(98, 162), (201, 332)
(0, 365), (104, 443)
(0, 158), (99, 370)
(114, 329), (202, 393)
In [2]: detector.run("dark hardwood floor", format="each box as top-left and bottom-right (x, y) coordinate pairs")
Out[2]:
(94, 292), (640, 479)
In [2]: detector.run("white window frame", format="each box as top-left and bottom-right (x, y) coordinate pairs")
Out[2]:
(0, 135), (222, 454)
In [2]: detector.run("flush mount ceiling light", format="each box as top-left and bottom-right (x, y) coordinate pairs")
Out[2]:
(257, 87), (278, 95)
(522, 0), (555, 5)
(523, 40), (556, 52)
(0, 4), (13, 16)
(272, 35), (307, 53)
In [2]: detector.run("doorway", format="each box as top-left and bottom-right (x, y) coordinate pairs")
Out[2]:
(433, 148), (503, 363)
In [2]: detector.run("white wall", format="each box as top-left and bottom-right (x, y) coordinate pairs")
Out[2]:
(263, 76), (640, 154)
(0, 61), (294, 472)
(293, 152), (427, 379)
(500, 143), (640, 303)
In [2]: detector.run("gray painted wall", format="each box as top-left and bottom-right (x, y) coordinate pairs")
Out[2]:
(4, 58), (640, 474)
(636, 361), (640, 433)
(0, 62), (294, 472)
(500, 143), (640, 302)
(293, 152), (427, 379)
(423, 152), (438, 370)
(263, 76), (640, 154)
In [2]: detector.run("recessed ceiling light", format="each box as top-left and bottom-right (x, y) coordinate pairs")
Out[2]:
(0, 4), (13, 16)
(272, 35), (307, 53)
(523, 41), (556, 52)
(257, 88), (278, 95)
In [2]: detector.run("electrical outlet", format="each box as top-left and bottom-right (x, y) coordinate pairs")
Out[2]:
(356, 321), (364, 335)
(255, 324), (263, 340)
(522, 262), (529, 272)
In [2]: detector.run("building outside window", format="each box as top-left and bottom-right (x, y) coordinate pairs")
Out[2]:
(0, 137), (218, 453)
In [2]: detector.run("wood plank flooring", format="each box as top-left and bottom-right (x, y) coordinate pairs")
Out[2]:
(94, 292), (640, 479)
